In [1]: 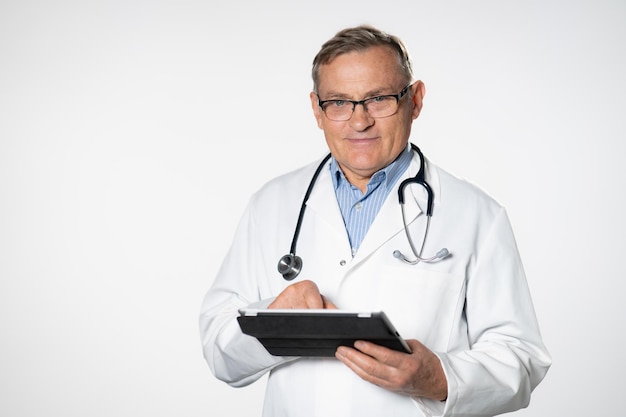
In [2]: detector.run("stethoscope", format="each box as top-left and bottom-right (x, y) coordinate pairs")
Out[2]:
(277, 143), (450, 281)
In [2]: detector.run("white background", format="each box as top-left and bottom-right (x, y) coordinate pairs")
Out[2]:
(1, 1), (625, 416)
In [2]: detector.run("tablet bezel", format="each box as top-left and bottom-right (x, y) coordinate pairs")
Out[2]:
(237, 309), (411, 357)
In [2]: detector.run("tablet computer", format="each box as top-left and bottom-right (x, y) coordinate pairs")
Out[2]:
(237, 309), (411, 357)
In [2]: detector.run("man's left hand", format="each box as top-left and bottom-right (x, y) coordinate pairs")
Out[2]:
(335, 339), (448, 401)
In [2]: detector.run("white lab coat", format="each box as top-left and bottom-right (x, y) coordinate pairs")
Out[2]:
(199, 149), (551, 417)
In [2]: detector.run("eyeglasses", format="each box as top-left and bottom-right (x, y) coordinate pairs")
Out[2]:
(317, 84), (412, 121)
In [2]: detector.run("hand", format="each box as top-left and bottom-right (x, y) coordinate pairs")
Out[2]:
(268, 280), (337, 309)
(335, 339), (447, 401)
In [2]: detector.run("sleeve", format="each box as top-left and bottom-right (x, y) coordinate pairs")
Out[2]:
(418, 208), (551, 417)
(198, 198), (296, 387)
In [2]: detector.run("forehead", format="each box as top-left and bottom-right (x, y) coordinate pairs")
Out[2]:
(316, 46), (404, 96)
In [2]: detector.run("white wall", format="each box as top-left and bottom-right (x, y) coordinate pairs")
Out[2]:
(1, 1), (624, 415)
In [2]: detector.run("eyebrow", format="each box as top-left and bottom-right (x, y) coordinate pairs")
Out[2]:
(321, 87), (396, 100)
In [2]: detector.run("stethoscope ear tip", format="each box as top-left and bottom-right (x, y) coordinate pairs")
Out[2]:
(392, 249), (419, 265)
(392, 247), (450, 264)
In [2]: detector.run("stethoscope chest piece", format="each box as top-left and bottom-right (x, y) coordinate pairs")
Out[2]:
(277, 254), (302, 281)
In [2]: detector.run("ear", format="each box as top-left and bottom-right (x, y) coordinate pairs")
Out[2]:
(410, 81), (426, 120)
(310, 91), (324, 129)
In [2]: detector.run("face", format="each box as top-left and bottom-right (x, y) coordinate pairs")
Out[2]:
(310, 45), (425, 190)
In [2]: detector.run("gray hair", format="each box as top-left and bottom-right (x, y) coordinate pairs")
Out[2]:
(311, 25), (414, 92)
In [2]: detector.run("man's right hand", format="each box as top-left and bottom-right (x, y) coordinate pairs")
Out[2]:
(268, 280), (337, 309)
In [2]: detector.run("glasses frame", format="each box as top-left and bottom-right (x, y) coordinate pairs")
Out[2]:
(317, 83), (413, 121)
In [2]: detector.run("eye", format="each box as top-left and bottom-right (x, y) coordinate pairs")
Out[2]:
(369, 95), (392, 103)
(330, 100), (347, 108)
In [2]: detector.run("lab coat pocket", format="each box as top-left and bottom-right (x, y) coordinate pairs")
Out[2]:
(378, 267), (465, 351)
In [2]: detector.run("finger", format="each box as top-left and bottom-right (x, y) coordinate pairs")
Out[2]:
(269, 280), (325, 309)
(301, 281), (325, 308)
(322, 295), (338, 309)
(336, 346), (394, 388)
(353, 340), (406, 367)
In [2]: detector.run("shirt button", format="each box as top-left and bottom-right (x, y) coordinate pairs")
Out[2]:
(339, 260), (347, 266)
(355, 203), (362, 211)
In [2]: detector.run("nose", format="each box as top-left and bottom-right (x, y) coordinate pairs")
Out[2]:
(349, 102), (374, 131)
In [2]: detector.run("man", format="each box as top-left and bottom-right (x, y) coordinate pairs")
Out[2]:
(200, 25), (550, 416)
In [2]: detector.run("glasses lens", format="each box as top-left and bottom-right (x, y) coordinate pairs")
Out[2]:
(365, 96), (398, 118)
(322, 101), (352, 121)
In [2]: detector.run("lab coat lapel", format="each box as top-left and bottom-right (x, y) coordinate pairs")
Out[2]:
(304, 165), (349, 242)
(359, 191), (411, 256)
(353, 174), (424, 264)
(352, 153), (437, 265)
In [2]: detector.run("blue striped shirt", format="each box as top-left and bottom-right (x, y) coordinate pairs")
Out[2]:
(330, 146), (412, 257)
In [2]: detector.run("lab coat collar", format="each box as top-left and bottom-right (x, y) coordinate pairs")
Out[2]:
(304, 159), (351, 243)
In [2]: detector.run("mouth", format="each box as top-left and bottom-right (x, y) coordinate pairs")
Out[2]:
(345, 136), (380, 144)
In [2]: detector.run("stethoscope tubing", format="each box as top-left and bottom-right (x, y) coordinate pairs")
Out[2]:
(287, 153), (332, 256)
(278, 143), (448, 280)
